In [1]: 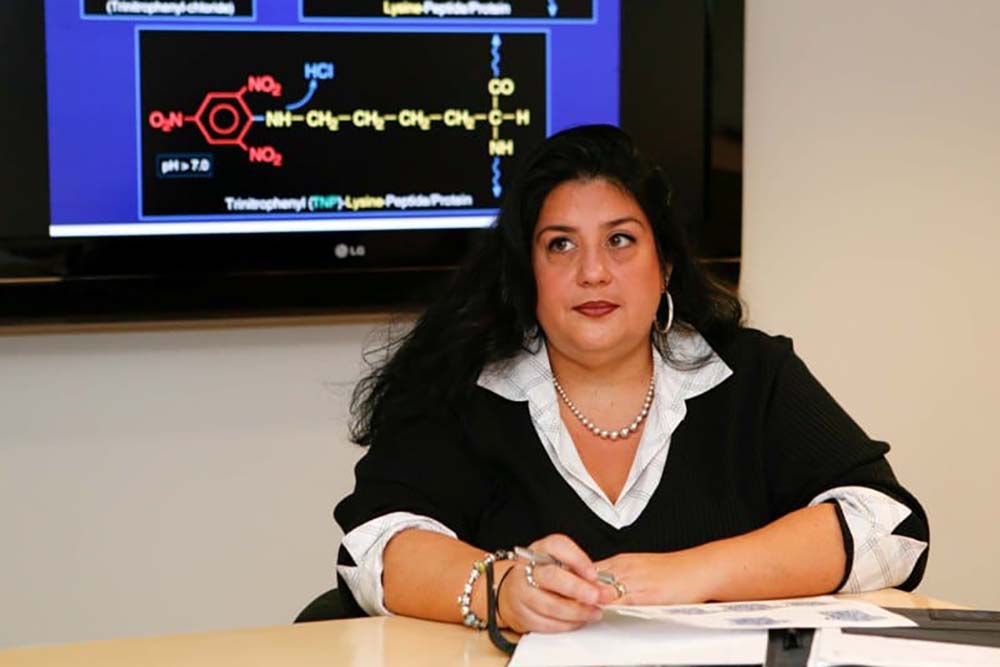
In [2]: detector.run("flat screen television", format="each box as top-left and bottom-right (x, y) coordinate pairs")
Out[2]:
(0, 1), (742, 325)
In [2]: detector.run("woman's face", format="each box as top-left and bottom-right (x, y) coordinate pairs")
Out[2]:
(532, 178), (666, 364)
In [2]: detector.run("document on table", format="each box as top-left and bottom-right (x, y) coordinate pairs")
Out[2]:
(508, 611), (769, 667)
(604, 595), (917, 630)
(807, 627), (1000, 667)
(509, 596), (916, 667)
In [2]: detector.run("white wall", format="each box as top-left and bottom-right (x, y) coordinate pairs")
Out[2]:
(0, 323), (373, 648)
(742, 0), (1000, 608)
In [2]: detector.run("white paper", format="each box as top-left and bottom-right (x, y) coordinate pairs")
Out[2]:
(807, 627), (1000, 667)
(508, 611), (768, 667)
(604, 595), (917, 630)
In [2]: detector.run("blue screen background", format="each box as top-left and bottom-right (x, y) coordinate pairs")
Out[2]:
(45, 1), (620, 227)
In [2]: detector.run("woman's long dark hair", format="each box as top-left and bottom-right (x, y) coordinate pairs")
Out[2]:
(350, 125), (742, 447)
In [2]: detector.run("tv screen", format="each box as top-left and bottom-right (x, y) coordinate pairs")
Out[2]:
(0, 1), (736, 324)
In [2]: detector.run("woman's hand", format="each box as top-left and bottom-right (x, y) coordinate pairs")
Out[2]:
(497, 534), (618, 633)
(595, 548), (726, 606)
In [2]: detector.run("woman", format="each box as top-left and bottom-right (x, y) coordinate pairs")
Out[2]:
(334, 125), (929, 634)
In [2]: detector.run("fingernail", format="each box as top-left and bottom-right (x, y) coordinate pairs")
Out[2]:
(590, 609), (603, 622)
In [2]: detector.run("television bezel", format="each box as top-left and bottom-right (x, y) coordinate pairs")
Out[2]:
(0, 1), (740, 326)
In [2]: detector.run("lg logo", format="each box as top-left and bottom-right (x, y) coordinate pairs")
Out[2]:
(334, 243), (366, 259)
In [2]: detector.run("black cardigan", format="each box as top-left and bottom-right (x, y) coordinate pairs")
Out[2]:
(334, 328), (929, 615)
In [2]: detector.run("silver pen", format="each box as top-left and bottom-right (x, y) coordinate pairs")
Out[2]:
(514, 545), (618, 585)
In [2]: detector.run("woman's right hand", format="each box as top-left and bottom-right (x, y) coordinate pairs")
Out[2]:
(497, 534), (618, 633)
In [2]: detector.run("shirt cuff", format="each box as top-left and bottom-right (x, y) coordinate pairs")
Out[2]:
(336, 511), (457, 616)
(809, 486), (928, 593)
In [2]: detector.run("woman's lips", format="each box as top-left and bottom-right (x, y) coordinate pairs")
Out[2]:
(573, 301), (620, 317)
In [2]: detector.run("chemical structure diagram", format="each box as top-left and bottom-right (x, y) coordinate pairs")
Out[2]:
(146, 34), (533, 198)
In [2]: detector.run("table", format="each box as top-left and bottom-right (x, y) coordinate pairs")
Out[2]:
(0, 591), (964, 667)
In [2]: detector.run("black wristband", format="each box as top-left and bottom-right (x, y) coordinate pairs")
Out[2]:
(486, 562), (518, 655)
(494, 564), (516, 627)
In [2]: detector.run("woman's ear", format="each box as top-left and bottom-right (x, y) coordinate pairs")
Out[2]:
(662, 263), (674, 291)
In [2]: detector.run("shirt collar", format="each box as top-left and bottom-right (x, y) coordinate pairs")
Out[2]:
(476, 329), (733, 517)
(476, 329), (732, 410)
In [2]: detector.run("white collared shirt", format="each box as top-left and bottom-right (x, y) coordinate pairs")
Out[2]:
(338, 330), (927, 616)
(476, 329), (732, 528)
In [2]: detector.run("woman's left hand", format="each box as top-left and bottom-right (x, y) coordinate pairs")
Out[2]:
(595, 548), (726, 606)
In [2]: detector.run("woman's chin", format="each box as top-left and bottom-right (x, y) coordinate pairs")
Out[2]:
(561, 330), (636, 357)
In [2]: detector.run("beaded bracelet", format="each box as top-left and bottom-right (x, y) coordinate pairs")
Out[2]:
(458, 549), (515, 629)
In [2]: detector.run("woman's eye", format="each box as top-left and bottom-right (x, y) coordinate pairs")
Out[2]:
(547, 237), (575, 253)
(609, 233), (635, 248)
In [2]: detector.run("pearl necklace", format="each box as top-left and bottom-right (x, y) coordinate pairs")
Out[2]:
(552, 373), (655, 441)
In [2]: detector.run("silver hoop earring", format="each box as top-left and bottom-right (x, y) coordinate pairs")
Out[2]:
(655, 292), (674, 335)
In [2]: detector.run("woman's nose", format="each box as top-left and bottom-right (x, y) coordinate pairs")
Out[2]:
(577, 246), (611, 286)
